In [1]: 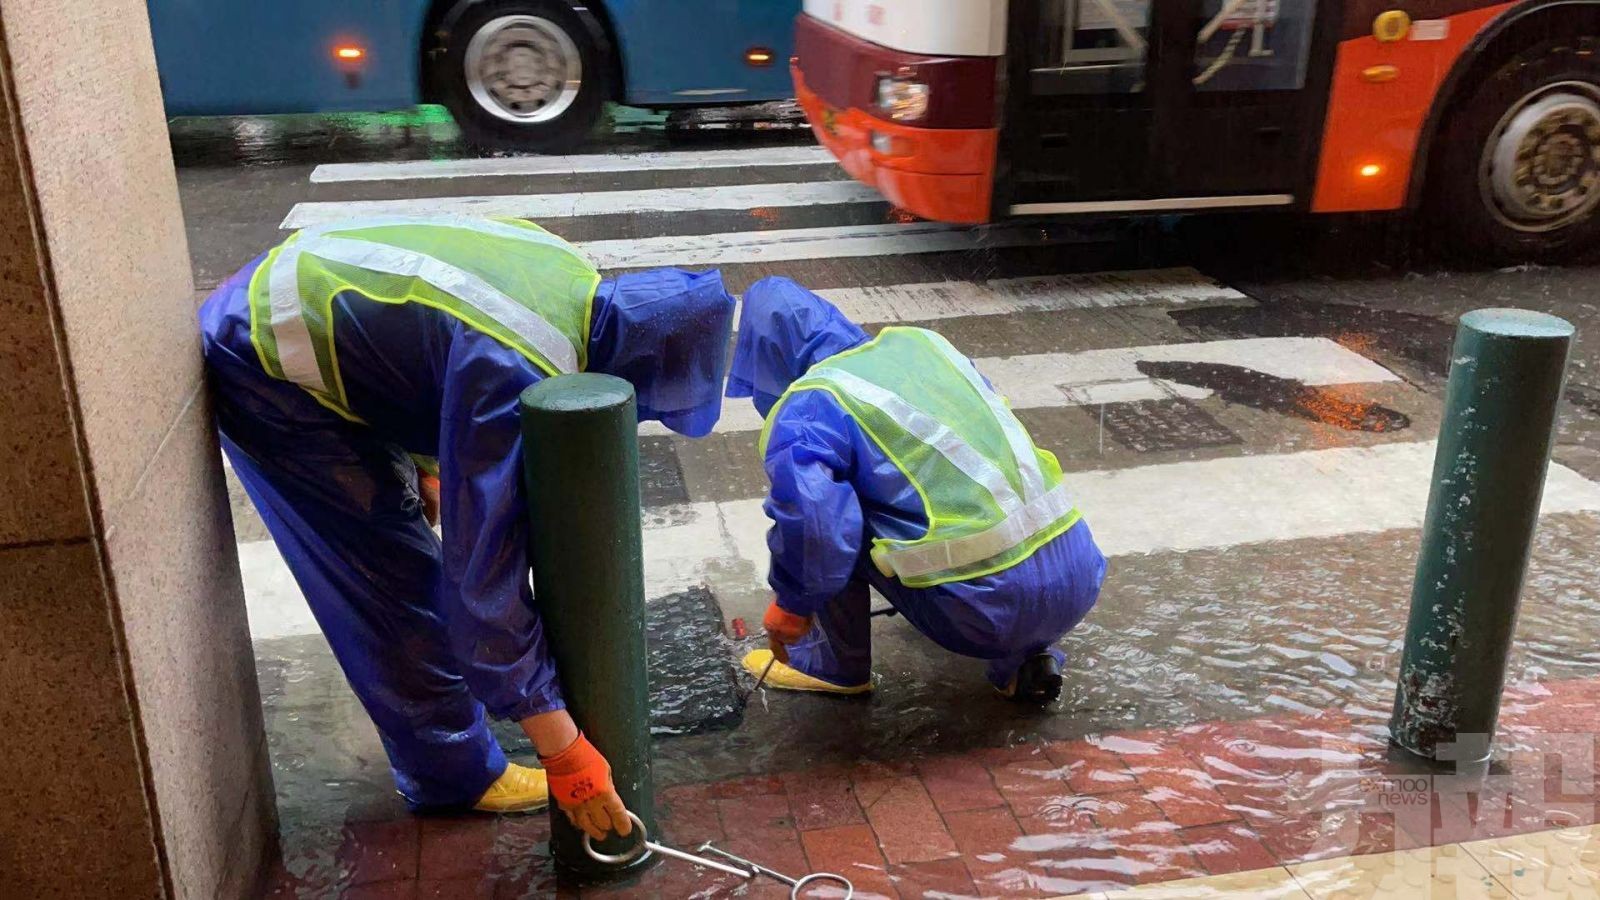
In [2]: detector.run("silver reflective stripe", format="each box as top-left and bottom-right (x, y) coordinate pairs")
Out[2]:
(265, 216), (591, 394)
(268, 238), (329, 393)
(922, 331), (1048, 502)
(815, 367), (1024, 515)
(300, 235), (580, 374)
(880, 483), (1076, 580)
(303, 215), (592, 262)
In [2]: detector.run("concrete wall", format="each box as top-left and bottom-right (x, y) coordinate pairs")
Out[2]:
(0, 1), (276, 896)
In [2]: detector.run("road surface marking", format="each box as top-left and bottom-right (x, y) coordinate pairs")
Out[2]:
(642, 336), (1398, 435)
(279, 181), (886, 229)
(817, 269), (1248, 322)
(309, 145), (836, 183)
(575, 221), (1093, 268)
(238, 440), (1600, 639)
(638, 441), (1600, 597)
(238, 541), (319, 641)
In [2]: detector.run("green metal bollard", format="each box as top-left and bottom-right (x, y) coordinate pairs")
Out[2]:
(1390, 308), (1574, 764)
(520, 373), (657, 877)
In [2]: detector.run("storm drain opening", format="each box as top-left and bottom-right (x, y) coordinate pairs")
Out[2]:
(492, 585), (744, 754)
(644, 586), (745, 737)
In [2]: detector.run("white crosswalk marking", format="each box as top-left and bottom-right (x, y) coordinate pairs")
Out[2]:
(279, 181), (885, 229)
(238, 441), (1600, 639)
(240, 141), (1598, 649)
(576, 221), (1091, 268)
(818, 269), (1248, 323)
(238, 541), (317, 640)
(309, 145), (836, 183)
(633, 442), (1600, 598)
(641, 336), (1399, 435)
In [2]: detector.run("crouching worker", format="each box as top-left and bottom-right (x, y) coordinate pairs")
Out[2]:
(200, 217), (735, 834)
(728, 278), (1106, 704)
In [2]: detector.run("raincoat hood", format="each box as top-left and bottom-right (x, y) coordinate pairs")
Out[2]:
(725, 276), (870, 417)
(588, 268), (736, 437)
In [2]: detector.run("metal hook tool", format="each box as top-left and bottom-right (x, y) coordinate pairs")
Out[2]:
(580, 813), (854, 898)
(582, 811), (755, 879)
(698, 841), (855, 899)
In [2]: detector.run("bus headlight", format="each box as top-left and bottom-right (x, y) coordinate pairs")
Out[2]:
(876, 74), (930, 122)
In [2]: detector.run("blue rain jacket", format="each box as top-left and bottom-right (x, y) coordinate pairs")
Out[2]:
(201, 254), (734, 807)
(728, 278), (1106, 687)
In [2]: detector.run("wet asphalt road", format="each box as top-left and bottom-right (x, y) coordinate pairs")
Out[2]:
(173, 106), (1600, 834)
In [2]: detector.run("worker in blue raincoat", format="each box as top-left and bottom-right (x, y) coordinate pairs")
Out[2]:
(728, 278), (1106, 704)
(200, 218), (735, 837)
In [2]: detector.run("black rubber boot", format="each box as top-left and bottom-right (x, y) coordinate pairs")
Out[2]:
(1010, 653), (1063, 705)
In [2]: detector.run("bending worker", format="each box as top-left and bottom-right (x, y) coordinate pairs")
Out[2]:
(728, 278), (1106, 704)
(200, 217), (735, 836)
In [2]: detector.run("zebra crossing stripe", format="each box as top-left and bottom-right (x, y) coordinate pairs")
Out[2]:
(575, 221), (1095, 268)
(279, 181), (886, 229)
(237, 440), (1600, 639)
(642, 336), (1399, 436)
(817, 268), (1247, 324)
(309, 145), (836, 183)
(638, 441), (1600, 597)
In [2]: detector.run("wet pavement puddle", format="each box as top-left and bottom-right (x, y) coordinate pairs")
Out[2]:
(258, 509), (1600, 898)
(1083, 398), (1243, 454)
(1135, 361), (1412, 433)
(1167, 301), (1458, 378)
(1568, 383), (1600, 417)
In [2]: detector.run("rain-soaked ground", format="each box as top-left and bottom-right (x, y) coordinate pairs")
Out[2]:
(174, 105), (1600, 897)
(167, 103), (808, 169)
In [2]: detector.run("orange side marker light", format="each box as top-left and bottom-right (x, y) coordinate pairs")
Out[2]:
(1359, 163), (1384, 178)
(335, 45), (365, 61)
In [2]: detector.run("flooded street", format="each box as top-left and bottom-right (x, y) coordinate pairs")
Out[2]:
(178, 108), (1600, 898)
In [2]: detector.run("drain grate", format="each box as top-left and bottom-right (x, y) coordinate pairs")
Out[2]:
(1088, 397), (1242, 453)
(645, 586), (744, 736)
(491, 585), (743, 754)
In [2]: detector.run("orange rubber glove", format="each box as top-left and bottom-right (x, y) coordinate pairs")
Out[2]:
(764, 600), (812, 652)
(539, 733), (631, 841)
(419, 474), (441, 527)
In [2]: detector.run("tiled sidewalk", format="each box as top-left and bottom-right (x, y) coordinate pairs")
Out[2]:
(265, 675), (1600, 898)
(1089, 825), (1600, 898)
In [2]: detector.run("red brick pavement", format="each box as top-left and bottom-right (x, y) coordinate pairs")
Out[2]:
(263, 675), (1600, 898)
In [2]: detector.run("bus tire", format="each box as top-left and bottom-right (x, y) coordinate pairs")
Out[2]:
(1428, 40), (1600, 264)
(440, 0), (606, 152)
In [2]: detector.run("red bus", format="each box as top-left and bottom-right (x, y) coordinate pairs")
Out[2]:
(793, 0), (1600, 260)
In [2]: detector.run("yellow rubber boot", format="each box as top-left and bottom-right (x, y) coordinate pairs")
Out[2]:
(742, 649), (871, 695)
(473, 762), (549, 814)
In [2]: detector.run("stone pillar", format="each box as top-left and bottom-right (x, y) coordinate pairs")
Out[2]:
(0, 2), (276, 898)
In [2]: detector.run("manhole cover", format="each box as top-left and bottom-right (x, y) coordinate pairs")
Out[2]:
(492, 586), (743, 754)
(645, 586), (743, 736)
(1087, 398), (1242, 453)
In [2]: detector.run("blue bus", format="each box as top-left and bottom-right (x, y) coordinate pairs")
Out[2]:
(147, 0), (800, 150)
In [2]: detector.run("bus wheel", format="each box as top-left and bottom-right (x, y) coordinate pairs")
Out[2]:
(441, 0), (605, 152)
(1430, 41), (1600, 263)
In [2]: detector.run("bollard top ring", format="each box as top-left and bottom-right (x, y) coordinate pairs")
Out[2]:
(1461, 308), (1575, 340)
(521, 372), (636, 414)
(581, 811), (650, 866)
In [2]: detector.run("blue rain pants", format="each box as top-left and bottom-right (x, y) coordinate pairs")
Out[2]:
(201, 254), (733, 809)
(728, 277), (1107, 689)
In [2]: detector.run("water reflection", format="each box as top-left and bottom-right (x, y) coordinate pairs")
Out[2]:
(259, 508), (1600, 896)
(170, 103), (809, 169)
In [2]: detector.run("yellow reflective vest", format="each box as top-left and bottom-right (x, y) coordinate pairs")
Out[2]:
(760, 327), (1081, 587)
(248, 217), (600, 422)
